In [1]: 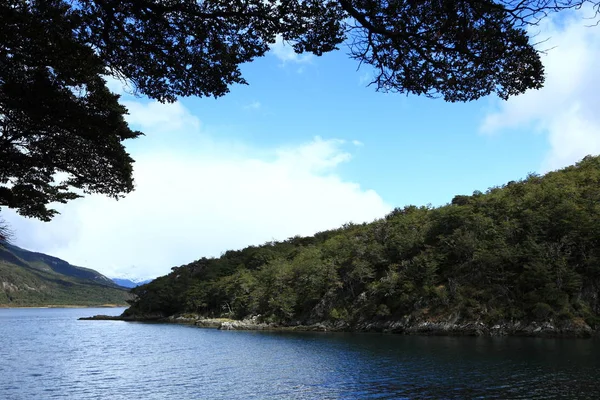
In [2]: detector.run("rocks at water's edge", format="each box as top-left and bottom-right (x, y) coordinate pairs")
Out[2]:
(79, 315), (130, 321)
(78, 314), (162, 321)
(167, 315), (330, 332)
(355, 317), (594, 338)
(79, 313), (596, 338)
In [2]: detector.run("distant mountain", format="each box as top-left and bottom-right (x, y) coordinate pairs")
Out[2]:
(112, 278), (152, 288)
(0, 242), (130, 307)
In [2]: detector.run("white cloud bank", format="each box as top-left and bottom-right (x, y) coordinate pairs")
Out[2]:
(481, 9), (600, 171)
(3, 100), (390, 280)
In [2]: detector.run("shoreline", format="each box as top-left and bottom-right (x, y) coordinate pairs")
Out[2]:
(79, 313), (598, 338)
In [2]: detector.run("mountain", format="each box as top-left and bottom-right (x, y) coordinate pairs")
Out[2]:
(0, 243), (131, 307)
(112, 278), (153, 288)
(123, 156), (600, 336)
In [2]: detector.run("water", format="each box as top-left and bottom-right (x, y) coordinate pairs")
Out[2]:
(1, 308), (599, 399)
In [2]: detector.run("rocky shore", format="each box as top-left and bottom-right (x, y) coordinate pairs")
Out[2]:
(79, 313), (597, 338)
(354, 317), (595, 338)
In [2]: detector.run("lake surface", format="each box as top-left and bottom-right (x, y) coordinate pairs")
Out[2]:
(1, 308), (599, 399)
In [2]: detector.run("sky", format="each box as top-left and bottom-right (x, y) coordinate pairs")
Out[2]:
(3, 8), (600, 280)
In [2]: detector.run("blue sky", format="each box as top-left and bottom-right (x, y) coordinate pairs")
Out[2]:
(126, 43), (549, 208)
(4, 8), (599, 280)
(181, 49), (549, 208)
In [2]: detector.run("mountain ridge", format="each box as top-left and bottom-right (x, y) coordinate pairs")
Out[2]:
(111, 278), (153, 288)
(0, 242), (131, 306)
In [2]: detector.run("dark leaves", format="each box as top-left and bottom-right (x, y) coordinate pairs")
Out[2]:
(1, 0), (141, 220)
(1, 0), (596, 219)
(341, 0), (545, 101)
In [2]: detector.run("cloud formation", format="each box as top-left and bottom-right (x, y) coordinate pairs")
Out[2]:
(243, 101), (262, 110)
(270, 35), (313, 65)
(4, 99), (390, 280)
(480, 9), (600, 171)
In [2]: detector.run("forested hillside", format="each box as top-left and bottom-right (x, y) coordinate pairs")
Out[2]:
(0, 243), (131, 307)
(124, 156), (600, 333)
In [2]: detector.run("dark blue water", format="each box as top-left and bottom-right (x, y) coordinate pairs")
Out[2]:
(1, 308), (599, 399)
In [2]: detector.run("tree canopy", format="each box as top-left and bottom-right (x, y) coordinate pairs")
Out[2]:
(1, 0), (141, 220)
(1, 0), (598, 219)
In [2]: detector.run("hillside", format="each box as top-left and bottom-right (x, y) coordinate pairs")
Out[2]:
(0, 243), (131, 307)
(123, 156), (600, 336)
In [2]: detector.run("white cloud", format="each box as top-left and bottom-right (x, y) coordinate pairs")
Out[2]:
(480, 8), (600, 171)
(3, 102), (391, 280)
(243, 101), (262, 110)
(270, 35), (313, 65)
(122, 99), (201, 134)
(274, 137), (352, 173)
(103, 75), (133, 96)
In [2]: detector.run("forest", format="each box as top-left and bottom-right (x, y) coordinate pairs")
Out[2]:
(125, 156), (600, 332)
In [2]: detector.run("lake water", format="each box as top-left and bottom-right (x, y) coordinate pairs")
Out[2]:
(1, 308), (599, 399)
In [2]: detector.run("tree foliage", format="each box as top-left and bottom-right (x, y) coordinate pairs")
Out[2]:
(1, 0), (141, 220)
(126, 156), (600, 330)
(2, 0), (598, 219)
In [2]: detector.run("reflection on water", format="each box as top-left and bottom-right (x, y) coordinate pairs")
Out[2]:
(1, 308), (598, 399)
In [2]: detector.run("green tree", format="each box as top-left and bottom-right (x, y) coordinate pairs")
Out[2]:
(214, 268), (258, 318)
(289, 247), (339, 316)
(254, 259), (298, 321)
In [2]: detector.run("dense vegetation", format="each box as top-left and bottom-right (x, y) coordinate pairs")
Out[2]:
(0, 243), (130, 306)
(125, 156), (600, 330)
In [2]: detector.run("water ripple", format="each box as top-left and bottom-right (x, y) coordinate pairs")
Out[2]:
(1, 308), (600, 399)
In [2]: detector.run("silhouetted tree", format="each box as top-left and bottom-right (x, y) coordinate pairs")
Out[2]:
(0, 217), (11, 242)
(1, 1), (141, 220)
(2, 0), (598, 219)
